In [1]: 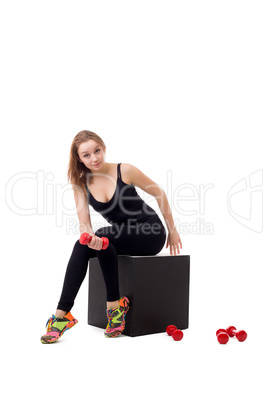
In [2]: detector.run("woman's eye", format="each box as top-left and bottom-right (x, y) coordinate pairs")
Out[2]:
(84, 149), (100, 158)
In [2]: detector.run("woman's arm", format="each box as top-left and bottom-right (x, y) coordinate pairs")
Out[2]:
(73, 188), (94, 236)
(123, 163), (182, 255)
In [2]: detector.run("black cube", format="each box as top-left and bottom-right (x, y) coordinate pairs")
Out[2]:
(88, 254), (190, 337)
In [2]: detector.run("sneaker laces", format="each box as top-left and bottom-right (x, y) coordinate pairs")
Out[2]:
(45, 314), (57, 330)
(107, 309), (113, 329)
(107, 307), (121, 328)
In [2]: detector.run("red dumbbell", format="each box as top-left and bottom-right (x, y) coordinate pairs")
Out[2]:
(216, 329), (229, 344)
(166, 325), (184, 341)
(166, 325), (177, 336)
(79, 233), (109, 250)
(226, 326), (247, 342)
(172, 329), (184, 341)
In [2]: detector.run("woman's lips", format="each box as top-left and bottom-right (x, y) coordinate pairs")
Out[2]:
(93, 163), (100, 167)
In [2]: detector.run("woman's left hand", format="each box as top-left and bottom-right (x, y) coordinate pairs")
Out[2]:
(166, 229), (182, 255)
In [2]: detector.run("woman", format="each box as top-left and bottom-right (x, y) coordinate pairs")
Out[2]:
(41, 130), (182, 343)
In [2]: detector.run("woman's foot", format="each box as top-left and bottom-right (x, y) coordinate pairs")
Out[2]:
(40, 312), (78, 344)
(106, 300), (119, 309)
(104, 296), (130, 338)
(55, 309), (67, 318)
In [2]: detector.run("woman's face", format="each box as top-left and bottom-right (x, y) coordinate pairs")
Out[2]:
(78, 140), (106, 170)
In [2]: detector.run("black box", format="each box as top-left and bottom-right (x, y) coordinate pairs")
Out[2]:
(88, 254), (190, 337)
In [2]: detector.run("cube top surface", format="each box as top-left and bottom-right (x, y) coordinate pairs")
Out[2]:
(114, 254), (189, 259)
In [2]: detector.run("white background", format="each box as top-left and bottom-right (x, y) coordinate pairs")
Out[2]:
(1, 1), (267, 401)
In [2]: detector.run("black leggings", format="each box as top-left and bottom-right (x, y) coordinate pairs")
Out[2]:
(57, 217), (166, 311)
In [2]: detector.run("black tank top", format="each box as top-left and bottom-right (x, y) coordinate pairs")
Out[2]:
(85, 163), (159, 225)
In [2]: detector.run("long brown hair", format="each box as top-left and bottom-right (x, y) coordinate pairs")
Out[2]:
(67, 130), (106, 198)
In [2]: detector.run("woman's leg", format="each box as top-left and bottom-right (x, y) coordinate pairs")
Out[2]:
(94, 218), (166, 302)
(56, 240), (97, 313)
(56, 218), (166, 315)
(55, 234), (121, 315)
(96, 218), (166, 257)
(56, 234), (122, 313)
(93, 234), (120, 303)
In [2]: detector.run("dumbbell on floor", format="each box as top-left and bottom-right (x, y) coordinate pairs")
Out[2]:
(166, 325), (184, 341)
(216, 329), (229, 344)
(226, 326), (247, 342)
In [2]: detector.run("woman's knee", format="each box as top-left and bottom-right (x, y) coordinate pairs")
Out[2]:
(73, 239), (96, 259)
(95, 227), (116, 246)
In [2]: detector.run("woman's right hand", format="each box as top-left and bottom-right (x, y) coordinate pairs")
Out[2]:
(87, 234), (103, 251)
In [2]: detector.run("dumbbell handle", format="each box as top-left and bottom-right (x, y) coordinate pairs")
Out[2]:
(79, 233), (109, 250)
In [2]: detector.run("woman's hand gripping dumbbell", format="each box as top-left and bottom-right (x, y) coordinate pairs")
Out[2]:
(79, 233), (109, 250)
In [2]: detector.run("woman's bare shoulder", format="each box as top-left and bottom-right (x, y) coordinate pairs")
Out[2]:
(120, 163), (133, 185)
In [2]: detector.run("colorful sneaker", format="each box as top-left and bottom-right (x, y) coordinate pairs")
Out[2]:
(104, 296), (130, 338)
(40, 312), (78, 344)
